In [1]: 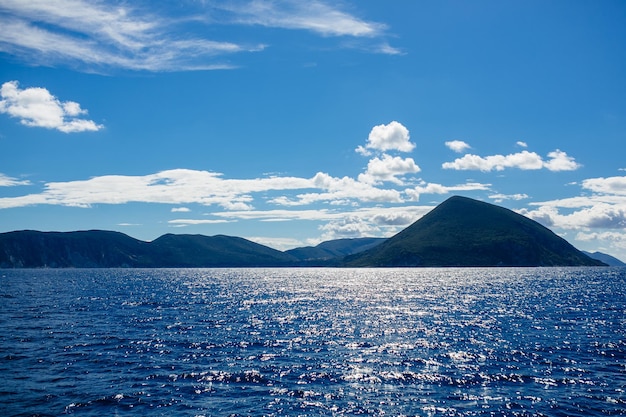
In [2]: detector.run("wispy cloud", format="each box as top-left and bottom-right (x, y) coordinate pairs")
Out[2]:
(168, 219), (233, 226)
(0, 173), (31, 187)
(0, 0), (263, 71)
(0, 0), (396, 72)
(442, 149), (580, 172)
(0, 81), (103, 133)
(222, 0), (386, 37)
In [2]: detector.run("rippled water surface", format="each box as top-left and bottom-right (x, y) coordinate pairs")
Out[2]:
(1, 267), (625, 416)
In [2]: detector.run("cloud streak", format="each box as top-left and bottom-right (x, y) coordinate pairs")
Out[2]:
(0, 0), (396, 72)
(222, 0), (385, 37)
(0, 81), (103, 133)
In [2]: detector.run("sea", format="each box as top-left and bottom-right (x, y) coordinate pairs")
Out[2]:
(1, 267), (625, 416)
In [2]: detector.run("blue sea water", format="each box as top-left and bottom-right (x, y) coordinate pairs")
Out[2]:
(1, 267), (625, 416)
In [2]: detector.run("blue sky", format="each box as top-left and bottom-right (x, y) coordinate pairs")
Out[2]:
(1, 0), (625, 260)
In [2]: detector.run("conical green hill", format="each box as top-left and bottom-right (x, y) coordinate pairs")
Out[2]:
(344, 196), (604, 267)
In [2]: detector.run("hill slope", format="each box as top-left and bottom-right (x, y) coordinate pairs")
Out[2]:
(344, 196), (605, 267)
(0, 230), (296, 268)
(150, 234), (296, 267)
(582, 251), (625, 266)
(286, 238), (385, 263)
(0, 230), (153, 268)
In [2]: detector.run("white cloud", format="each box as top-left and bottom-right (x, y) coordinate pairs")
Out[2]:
(543, 150), (581, 171)
(516, 141), (528, 148)
(0, 168), (412, 210)
(405, 181), (491, 201)
(0, 0), (395, 72)
(0, 0), (263, 72)
(582, 176), (626, 196)
(358, 154), (420, 185)
(488, 193), (529, 203)
(0, 81), (103, 133)
(356, 121), (414, 155)
(442, 149), (580, 172)
(520, 190), (626, 231)
(445, 140), (471, 153)
(270, 172), (404, 206)
(0, 169), (313, 209)
(576, 231), (626, 244)
(171, 207), (191, 213)
(0, 173), (31, 187)
(247, 236), (306, 251)
(226, 0), (385, 37)
(523, 202), (626, 230)
(168, 219), (233, 226)
(319, 215), (381, 239)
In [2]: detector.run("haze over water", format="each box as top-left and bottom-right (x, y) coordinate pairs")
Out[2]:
(1, 267), (625, 416)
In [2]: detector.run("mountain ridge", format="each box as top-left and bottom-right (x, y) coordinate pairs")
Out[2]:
(0, 196), (612, 268)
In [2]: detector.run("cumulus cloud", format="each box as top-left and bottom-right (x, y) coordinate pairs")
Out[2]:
(270, 172), (404, 206)
(442, 149), (580, 172)
(405, 181), (491, 201)
(0, 173), (31, 187)
(0, 81), (103, 133)
(445, 140), (471, 153)
(523, 202), (626, 230)
(519, 190), (626, 231)
(358, 154), (420, 185)
(582, 176), (626, 196)
(576, 231), (626, 246)
(543, 150), (581, 171)
(516, 141), (528, 148)
(319, 215), (380, 239)
(356, 121), (414, 155)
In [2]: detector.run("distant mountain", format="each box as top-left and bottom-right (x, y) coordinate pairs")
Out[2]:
(0, 230), (152, 268)
(286, 238), (386, 264)
(582, 251), (625, 266)
(344, 196), (605, 267)
(0, 197), (610, 268)
(0, 230), (296, 268)
(149, 233), (296, 267)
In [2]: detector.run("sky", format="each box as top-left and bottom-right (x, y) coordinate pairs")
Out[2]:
(1, 1), (625, 260)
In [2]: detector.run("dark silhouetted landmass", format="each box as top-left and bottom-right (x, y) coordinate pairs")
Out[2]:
(0, 230), (153, 268)
(582, 250), (625, 266)
(286, 237), (385, 264)
(0, 196), (610, 268)
(149, 233), (296, 267)
(0, 230), (296, 268)
(344, 196), (605, 267)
